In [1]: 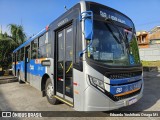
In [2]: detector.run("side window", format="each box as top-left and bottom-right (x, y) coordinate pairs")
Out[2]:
(20, 48), (24, 61)
(66, 26), (73, 61)
(17, 50), (21, 61)
(75, 21), (82, 64)
(38, 34), (46, 58)
(73, 20), (83, 71)
(38, 32), (51, 58)
(39, 34), (46, 47)
(58, 31), (64, 61)
(47, 32), (51, 57)
(39, 45), (46, 58)
(46, 43), (51, 57)
(31, 39), (38, 59)
(48, 31), (51, 44)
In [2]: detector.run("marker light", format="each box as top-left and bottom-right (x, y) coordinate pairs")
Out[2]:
(46, 25), (49, 31)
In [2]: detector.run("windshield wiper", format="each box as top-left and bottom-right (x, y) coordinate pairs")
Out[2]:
(105, 18), (126, 44)
(105, 18), (135, 51)
(104, 23), (122, 44)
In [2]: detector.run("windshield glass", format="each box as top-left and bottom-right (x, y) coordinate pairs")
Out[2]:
(88, 21), (140, 66)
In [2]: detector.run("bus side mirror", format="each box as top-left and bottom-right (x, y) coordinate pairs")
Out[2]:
(80, 11), (93, 40)
(84, 18), (93, 40)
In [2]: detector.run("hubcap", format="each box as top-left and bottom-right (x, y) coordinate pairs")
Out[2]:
(47, 83), (54, 99)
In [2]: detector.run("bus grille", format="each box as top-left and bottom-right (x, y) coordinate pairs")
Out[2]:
(107, 71), (142, 79)
(103, 71), (142, 101)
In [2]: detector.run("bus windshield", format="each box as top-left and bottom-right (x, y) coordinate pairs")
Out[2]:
(88, 20), (140, 66)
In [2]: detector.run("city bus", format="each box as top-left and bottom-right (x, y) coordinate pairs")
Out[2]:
(12, 1), (143, 111)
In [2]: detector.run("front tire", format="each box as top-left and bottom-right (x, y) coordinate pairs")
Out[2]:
(45, 78), (59, 105)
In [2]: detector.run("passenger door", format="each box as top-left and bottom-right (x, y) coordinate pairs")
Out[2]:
(25, 45), (31, 83)
(56, 24), (73, 103)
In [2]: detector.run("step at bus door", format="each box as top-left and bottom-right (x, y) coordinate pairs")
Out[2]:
(25, 45), (31, 83)
(56, 24), (73, 103)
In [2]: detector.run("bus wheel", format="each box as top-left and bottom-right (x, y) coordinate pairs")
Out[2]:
(45, 78), (59, 105)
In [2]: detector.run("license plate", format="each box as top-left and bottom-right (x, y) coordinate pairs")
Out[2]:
(128, 98), (137, 105)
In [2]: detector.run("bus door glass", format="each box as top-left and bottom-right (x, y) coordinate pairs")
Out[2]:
(25, 45), (31, 83)
(56, 25), (73, 102)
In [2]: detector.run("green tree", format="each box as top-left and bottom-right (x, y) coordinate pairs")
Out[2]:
(8, 24), (26, 46)
(0, 24), (26, 71)
(0, 33), (14, 70)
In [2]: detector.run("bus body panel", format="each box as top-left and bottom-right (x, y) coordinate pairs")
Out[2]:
(28, 58), (54, 91)
(27, 58), (54, 91)
(84, 84), (143, 111)
(14, 57), (54, 91)
(73, 68), (84, 111)
(12, 1), (143, 111)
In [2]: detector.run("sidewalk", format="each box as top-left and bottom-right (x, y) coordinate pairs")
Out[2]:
(0, 76), (18, 84)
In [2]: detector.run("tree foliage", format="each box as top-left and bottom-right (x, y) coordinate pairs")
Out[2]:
(0, 24), (26, 70)
(8, 24), (26, 45)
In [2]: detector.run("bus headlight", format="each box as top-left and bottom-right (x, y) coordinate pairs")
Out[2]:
(88, 75), (105, 89)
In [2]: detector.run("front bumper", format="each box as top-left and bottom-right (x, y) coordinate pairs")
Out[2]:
(83, 84), (143, 111)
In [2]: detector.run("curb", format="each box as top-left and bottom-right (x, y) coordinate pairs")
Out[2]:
(0, 77), (18, 84)
(0, 77), (17, 80)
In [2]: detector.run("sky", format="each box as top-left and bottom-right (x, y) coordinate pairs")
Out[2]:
(0, 0), (160, 38)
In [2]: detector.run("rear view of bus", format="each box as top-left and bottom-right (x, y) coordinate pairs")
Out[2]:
(79, 1), (143, 111)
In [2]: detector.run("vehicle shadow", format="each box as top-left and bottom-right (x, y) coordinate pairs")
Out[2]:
(114, 71), (160, 111)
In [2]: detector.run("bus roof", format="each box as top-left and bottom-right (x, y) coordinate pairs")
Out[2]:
(13, 28), (47, 53)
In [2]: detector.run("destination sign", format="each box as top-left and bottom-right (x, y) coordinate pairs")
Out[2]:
(100, 10), (126, 24)
(99, 8), (133, 28)
(89, 3), (134, 28)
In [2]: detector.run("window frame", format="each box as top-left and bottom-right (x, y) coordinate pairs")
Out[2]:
(38, 31), (51, 58)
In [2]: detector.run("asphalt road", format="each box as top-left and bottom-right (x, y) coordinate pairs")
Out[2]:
(0, 72), (160, 120)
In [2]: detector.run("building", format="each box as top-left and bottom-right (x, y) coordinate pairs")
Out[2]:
(149, 26), (160, 44)
(136, 31), (149, 48)
(136, 26), (160, 48)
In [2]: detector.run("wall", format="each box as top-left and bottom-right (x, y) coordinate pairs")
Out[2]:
(139, 45), (160, 61)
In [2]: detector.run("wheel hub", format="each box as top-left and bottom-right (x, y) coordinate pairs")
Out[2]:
(47, 83), (54, 99)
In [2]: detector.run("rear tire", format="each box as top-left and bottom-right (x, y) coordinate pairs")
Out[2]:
(45, 78), (59, 105)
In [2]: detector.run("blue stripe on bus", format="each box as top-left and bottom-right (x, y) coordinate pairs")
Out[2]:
(110, 75), (142, 85)
(15, 59), (46, 77)
(110, 80), (142, 95)
(28, 59), (46, 77)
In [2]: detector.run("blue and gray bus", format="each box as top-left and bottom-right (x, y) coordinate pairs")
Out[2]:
(12, 1), (143, 111)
